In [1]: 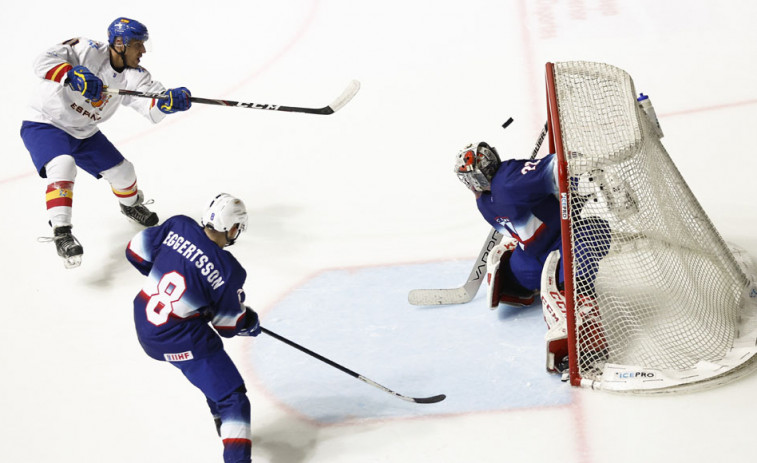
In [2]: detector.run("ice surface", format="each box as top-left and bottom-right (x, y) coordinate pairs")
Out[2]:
(2, 1), (757, 462)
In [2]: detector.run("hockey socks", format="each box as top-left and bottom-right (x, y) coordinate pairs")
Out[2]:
(46, 181), (74, 227)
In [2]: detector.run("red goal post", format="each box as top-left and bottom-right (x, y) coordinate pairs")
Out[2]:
(545, 61), (757, 392)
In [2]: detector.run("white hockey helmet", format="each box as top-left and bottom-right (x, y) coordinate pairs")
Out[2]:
(454, 142), (501, 192)
(201, 193), (248, 246)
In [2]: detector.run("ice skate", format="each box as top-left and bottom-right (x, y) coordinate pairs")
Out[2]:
(120, 191), (158, 227)
(51, 226), (84, 269)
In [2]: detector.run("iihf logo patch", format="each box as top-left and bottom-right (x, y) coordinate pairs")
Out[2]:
(164, 351), (194, 362)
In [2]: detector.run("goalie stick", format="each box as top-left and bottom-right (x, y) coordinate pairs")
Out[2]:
(408, 121), (549, 306)
(102, 80), (361, 115)
(261, 327), (446, 404)
(408, 227), (503, 305)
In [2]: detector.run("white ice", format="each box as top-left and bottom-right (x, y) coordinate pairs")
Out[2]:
(2, 1), (757, 462)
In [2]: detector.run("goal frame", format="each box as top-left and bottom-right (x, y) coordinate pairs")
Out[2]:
(545, 62), (582, 386)
(544, 61), (757, 392)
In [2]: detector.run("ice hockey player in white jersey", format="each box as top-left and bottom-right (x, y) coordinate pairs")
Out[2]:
(20, 17), (192, 268)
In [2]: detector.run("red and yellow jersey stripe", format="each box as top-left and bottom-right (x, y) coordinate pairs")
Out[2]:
(44, 62), (73, 83)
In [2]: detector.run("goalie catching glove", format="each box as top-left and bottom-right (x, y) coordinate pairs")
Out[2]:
(237, 306), (261, 336)
(486, 239), (539, 309)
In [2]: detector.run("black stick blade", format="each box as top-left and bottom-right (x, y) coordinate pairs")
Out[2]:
(412, 394), (447, 404)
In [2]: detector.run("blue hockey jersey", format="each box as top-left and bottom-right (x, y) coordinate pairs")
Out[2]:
(126, 215), (248, 360)
(476, 153), (562, 266)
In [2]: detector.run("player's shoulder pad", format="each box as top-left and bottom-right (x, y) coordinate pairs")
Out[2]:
(86, 39), (106, 50)
(130, 65), (148, 74)
(171, 213), (194, 222)
(495, 158), (529, 180)
(221, 249), (247, 282)
(167, 214), (200, 227)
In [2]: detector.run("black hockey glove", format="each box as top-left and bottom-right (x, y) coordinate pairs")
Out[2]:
(237, 306), (261, 336)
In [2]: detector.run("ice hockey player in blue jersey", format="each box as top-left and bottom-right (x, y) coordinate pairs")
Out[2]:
(126, 193), (259, 463)
(455, 142), (564, 303)
(21, 17), (192, 269)
(455, 142), (611, 373)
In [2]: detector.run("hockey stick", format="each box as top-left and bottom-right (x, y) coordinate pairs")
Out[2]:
(407, 121), (549, 306)
(102, 80), (360, 115)
(261, 327), (446, 404)
(408, 227), (502, 305)
(531, 122), (549, 160)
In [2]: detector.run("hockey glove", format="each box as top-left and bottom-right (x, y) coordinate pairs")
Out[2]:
(237, 306), (261, 336)
(158, 87), (192, 114)
(66, 65), (103, 102)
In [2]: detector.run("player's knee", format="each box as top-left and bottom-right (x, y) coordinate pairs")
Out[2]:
(217, 384), (249, 406)
(100, 159), (137, 189)
(233, 384), (247, 394)
(44, 155), (77, 182)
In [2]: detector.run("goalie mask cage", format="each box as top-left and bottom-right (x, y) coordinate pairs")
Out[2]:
(545, 61), (757, 393)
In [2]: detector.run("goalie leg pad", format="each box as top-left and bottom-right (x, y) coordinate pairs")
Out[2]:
(486, 240), (538, 309)
(576, 295), (608, 353)
(541, 250), (569, 373)
(540, 250), (609, 372)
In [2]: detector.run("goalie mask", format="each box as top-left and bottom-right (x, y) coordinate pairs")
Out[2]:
(454, 142), (502, 192)
(202, 193), (248, 246)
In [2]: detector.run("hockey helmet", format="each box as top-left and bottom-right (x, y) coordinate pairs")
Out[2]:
(107, 17), (149, 48)
(454, 142), (501, 192)
(202, 193), (248, 246)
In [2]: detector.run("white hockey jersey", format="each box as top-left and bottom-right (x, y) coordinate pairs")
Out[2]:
(25, 37), (168, 139)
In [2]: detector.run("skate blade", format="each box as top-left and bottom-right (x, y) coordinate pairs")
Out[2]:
(63, 255), (82, 269)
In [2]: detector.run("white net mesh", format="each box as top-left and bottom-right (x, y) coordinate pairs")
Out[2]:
(550, 61), (757, 391)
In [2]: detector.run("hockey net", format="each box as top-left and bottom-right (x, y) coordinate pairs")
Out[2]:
(545, 61), (757, 392)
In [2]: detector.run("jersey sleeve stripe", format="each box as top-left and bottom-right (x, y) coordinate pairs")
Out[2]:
(128, 246), (146, 264)
(45, 63), (73, 83)
(213, 311), (245, 331)
(127, 234), (152, 263)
